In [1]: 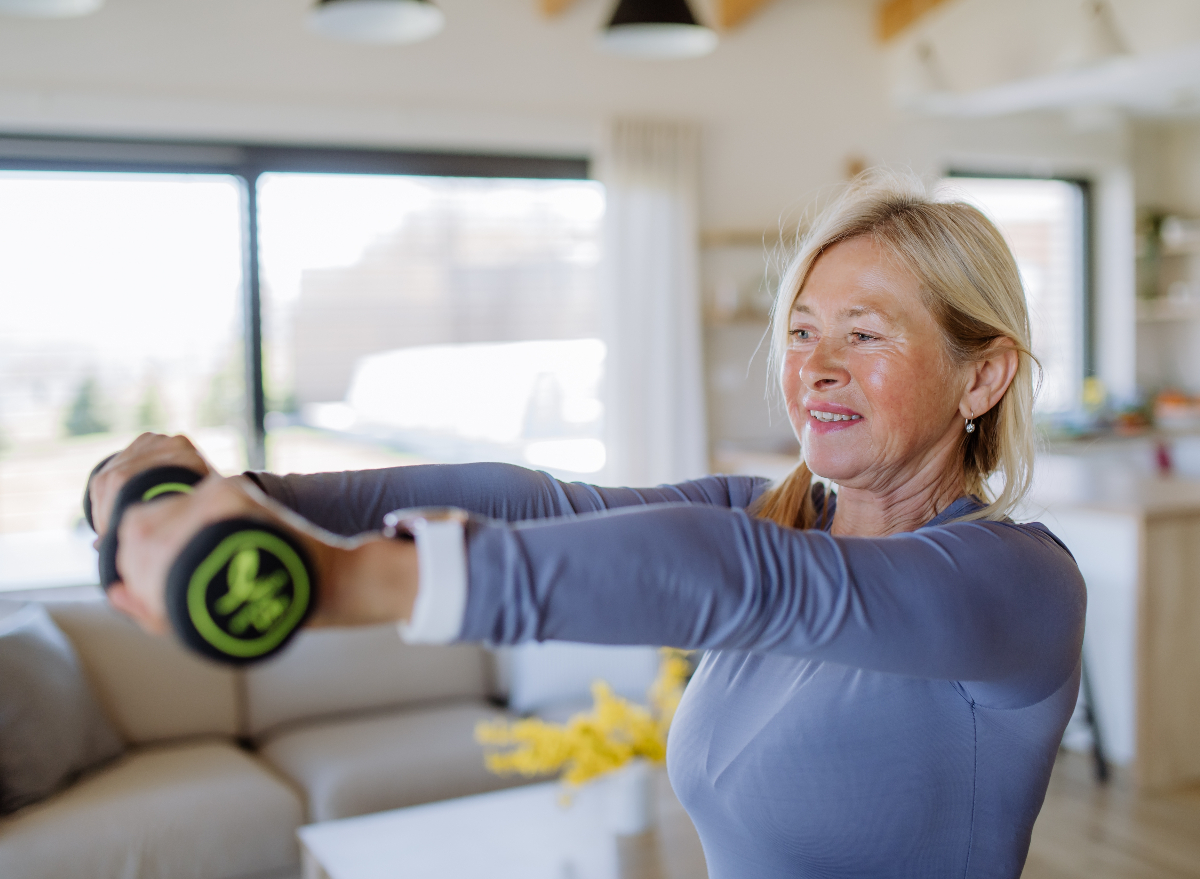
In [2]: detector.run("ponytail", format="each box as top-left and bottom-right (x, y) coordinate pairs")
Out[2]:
(751, 462), (830, 530)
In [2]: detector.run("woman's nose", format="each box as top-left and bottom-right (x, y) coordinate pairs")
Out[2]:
(799, 338), (849, 389)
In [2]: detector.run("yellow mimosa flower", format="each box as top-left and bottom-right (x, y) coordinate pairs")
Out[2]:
(475, 648), (693, 789)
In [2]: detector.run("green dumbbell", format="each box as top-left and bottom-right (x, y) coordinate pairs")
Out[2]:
(87, 463), (315, 665)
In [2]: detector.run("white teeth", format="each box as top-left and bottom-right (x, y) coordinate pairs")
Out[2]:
(809, 410), (862, 423)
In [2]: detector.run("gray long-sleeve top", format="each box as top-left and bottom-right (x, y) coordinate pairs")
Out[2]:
(252, 462), (1086, 879)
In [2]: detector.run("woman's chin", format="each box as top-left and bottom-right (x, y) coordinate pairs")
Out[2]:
(802, 446), (867, 485)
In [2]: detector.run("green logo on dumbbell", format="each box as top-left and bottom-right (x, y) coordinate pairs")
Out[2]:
(185, 529), (311, 658)
(141, 482), (195, 502)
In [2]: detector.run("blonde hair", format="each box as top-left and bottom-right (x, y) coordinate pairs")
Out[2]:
(754, 171), (1038, 529)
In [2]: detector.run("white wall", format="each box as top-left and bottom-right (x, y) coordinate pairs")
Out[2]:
(1135, 119), (1200, 216)
(0, 0), (1152, 228)
(0, 0), (888, 231)
(0, 0), (1180, 420)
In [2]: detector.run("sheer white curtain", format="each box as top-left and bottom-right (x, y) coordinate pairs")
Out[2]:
(600, 118), (709, 488)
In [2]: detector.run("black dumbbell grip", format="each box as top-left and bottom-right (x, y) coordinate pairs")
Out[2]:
(82, 453), (118, 533)
(97, 466), (205, 590)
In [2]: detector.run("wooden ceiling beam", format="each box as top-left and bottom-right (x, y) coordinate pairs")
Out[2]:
(876, 0), (956, 42)
(714, 0), (779, 30)
(538, 0), (578, 17)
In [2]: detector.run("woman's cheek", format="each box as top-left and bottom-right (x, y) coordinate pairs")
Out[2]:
(780, 353), (801, 398)
(855, 351), (913, 411)
(782, 353), (811, 415)
(858, 353), (941, 445)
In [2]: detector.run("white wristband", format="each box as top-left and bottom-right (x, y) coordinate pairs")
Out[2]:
(383, 508), (469, 645)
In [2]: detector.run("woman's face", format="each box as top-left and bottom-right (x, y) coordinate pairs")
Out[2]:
(781, 235), (969, 495)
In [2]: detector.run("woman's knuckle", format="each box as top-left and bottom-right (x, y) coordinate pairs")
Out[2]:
(126, 510), (155, 542)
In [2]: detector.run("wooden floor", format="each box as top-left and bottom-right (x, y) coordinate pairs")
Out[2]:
(1023, 751), (1200, 879)
(622, 751), (1200, 878)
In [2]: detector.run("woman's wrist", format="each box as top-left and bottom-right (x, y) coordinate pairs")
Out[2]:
(308, 535), (419, 628)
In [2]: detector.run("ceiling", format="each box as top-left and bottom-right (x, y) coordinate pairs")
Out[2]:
(889, 0), (1200, 119)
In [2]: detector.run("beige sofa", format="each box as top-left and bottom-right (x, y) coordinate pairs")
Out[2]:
(0, 598), (526, 879)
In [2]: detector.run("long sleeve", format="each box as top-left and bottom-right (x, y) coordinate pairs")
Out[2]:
(250, 462), (768, 536)
(460, 497), (1085, 710)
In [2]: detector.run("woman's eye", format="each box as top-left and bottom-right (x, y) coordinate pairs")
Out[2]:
(789, 328), (811, 340)
(851, 332), (876, 342)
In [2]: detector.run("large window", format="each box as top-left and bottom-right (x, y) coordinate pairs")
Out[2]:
(946, 175), (1090, 414)
(257, 173), (605, 475)
(0, 171), (246, 591)
(0, 141), (598, 592)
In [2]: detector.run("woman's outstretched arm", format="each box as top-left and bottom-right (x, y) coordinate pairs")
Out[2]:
(96, 440), (1081, 713)
(250, 462), (768, 536)
(451, 500), (1085, 710)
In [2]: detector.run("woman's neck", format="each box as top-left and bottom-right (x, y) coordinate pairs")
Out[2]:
(830, 461), (966, 538)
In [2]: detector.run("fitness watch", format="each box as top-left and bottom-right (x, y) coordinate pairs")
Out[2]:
(383, 507), (470, 644)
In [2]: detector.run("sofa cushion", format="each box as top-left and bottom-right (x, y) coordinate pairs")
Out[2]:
(46, 600), (240, 744)
(259, 700), (529, 822)
(244, 624), (492, 737)
(0, 740), (304, 879)
(0, 602), (124, 814)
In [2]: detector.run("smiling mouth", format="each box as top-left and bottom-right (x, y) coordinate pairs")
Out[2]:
(808, 410), (862, 423)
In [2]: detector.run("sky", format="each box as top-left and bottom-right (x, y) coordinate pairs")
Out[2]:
(0, 171), (244, 377)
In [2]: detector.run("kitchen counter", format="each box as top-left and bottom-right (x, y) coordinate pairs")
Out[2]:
(1029, 455), (1200, 791)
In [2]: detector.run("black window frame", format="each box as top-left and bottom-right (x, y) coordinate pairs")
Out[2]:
(946, 170), (1096, 386)
(0, 134), (590, 468)
(950, 171), (1094, 384)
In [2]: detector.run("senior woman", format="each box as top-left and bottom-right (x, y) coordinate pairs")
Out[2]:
(94, 176), (1085, 879)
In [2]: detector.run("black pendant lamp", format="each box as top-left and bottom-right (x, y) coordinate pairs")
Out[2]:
(308, 0), (444, 45)
(600, 0), (718, 59)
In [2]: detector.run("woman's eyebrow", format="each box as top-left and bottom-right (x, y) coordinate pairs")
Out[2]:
(843, 305), (892, 322)
(791, 303), (897, 324)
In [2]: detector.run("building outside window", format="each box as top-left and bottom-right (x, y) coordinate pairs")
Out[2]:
(257, 172), (605, 476)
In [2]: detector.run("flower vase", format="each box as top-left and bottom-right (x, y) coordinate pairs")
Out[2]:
(597, 759), (655, 835)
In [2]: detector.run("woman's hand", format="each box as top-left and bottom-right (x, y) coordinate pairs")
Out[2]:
(106, 474), (420, 637)
(90, 433), (218, 537)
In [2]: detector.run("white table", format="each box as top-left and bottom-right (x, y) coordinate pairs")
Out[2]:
(298, 773), (708, 879)
(299, 781), (621, 879)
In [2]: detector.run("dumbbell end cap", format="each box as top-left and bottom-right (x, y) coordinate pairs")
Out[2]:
(166, 518), (316, 666)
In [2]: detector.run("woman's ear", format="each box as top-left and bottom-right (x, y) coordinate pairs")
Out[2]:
(960, 339), (1019, 420)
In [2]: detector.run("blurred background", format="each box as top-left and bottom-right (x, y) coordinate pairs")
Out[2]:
(1, 1), (1200, 875)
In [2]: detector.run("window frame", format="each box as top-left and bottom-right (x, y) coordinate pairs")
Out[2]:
(0, 134), (590, 467)
(945, 170), (1096, 392)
